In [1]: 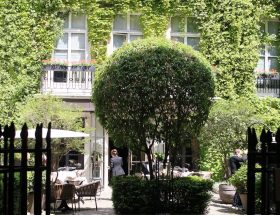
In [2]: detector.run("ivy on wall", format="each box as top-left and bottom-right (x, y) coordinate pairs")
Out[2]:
(192, 0), (263, 98)
(84, 0), (277, 99)
(0, 0), (279, 124)
(0, 0), (65, 124)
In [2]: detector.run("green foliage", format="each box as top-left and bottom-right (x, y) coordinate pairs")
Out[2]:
(193, 0), (268, 99)
(0, 0), (64, 125)
(0, 0), (279, 126)
(228, 163), (261, 194)
(15, 94), (87, 170)
(198, 97), (257, 181)
(93, 38), (214, 178)
(199, 96), (280, 181)
(111, 176), (213, 214)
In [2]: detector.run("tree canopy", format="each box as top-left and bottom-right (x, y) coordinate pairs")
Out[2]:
(93, 38), (215, 178)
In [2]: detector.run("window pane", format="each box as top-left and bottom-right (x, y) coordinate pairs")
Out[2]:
(113, 34), (126, 50)
(56, 33), (68, 49)
(268, 57), (278, 71)
(113, 14), (127, 31)
(72, 14), (86, 29)
(130, 15), (141, 31)
(187, 17), (199, 33)
(255, 57), (265, 72)
(268, 21), (279, 35)
(71, 33), (85, 49)
(171, 36), (184, 43)
(130, 35), (142, 42)
(53, 51), (68, 61)
(171, 16), (183, 33)
(268, 46), (278, 56)
(71, 51), (85, 61)
(187, 37), (200, 50)
(63, 15), (69, 29)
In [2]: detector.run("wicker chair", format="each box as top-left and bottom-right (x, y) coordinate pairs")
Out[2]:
(51, 183), (76, 212)
(75, 181), (100, 211)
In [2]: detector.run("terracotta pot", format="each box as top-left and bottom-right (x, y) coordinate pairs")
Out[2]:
(218, 184), (236, 204)
(239, 193), (247, 211)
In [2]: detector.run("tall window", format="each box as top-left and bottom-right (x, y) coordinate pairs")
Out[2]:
(111, 14), (143, 52)
(256, 20), (279, 74)
(53, 13), (88, 63)
(170, 16), (200, 51)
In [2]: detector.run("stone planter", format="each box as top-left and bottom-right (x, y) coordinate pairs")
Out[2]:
(239, 193), (247, 211)
(218, 184), (236, 204)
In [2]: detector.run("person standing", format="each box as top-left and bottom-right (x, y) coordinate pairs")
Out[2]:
(110, 149), (125, 176)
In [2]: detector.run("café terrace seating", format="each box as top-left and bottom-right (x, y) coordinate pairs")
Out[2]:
(50, 170), (100, 211)
(51, 183), (76, 212)
(75, 181), (100, 211)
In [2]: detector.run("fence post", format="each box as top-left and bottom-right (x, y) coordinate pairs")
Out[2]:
(45, 122), (51, 215)
(8, 123), (15, 215)
(20, 123), (28, 214)
(247, 127), (257, 215)
(34, 123), (43, 214)
(260, 128), (268, 214)
(3, 125), (8, 215)
(275, 128), (280, 214)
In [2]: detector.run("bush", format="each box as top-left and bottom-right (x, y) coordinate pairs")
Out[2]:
(228, 163), (261, 194)
(228, 163), (262, 212)
(111, 176), (213, 214)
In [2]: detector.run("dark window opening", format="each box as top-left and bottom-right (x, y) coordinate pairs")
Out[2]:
(54, 71), (67, 82)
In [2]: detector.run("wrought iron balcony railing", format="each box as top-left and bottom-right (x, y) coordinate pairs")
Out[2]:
(40, 65), (95, 98)
(256, 75), (280, 98)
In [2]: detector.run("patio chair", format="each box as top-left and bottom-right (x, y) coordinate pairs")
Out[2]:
(75, 181), (100, 211)
(51, 183), (76, 212)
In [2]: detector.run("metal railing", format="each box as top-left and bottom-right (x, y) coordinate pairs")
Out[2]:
(256, 76), (280, 98)
(40, 68), (94, 97)
(0, 123), (51, 215)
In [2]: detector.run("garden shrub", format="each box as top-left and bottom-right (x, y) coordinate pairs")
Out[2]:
(172, 176), (213, 214)
(111, 175), (213, 214)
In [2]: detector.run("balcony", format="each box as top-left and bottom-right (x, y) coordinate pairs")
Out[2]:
(256, 74), (280, 98)
(40, 65), (95, 98)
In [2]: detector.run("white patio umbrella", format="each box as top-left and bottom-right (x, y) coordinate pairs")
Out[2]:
(14, 128), (89, 139)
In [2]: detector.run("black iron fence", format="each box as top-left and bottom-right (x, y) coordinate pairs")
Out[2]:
(247, 127), (280, 214)
(0, 122), (51, 215)
(256, 76), (280, 97)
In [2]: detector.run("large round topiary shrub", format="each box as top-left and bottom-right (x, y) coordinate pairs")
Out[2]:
(93, 37), (215, 178)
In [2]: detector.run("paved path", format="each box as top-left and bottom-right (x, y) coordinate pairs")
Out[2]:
(51, 187), (245, 215)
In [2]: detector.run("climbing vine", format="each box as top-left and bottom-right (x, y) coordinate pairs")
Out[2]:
(0, 0), (279, 124)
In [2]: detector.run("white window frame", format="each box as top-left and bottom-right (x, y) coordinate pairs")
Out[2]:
(168, 16), (200, 50)
(52, 13), (90, 64)
(256, 20), (279, 74)
(108, 13), (143, 55)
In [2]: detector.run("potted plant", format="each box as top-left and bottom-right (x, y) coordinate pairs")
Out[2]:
(228, 164), (247, 210)
(228, 163), (261, 211)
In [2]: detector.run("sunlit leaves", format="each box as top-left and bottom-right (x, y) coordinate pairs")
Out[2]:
(93, 38), (214, 167)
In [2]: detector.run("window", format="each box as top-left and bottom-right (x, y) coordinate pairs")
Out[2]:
(170, 16), (200, 51)
(256, 21), (279, 74)
(52, 14), (88, 83)
(111, 14), (143, 52)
